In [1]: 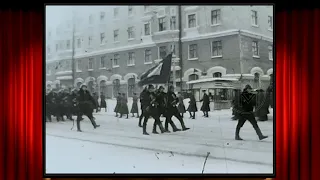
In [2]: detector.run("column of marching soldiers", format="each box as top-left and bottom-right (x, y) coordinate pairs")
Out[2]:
(46, 82), (272, 140)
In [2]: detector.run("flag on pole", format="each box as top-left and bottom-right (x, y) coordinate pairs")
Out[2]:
(138, 53), (173, 87)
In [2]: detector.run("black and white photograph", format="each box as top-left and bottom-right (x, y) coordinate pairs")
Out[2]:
(45, 5), (274, 174)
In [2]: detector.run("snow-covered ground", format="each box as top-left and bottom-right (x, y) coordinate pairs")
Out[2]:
(46, 99), (274, 174)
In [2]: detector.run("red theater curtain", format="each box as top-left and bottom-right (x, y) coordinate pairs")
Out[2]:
(276, 9), (320, 180)
(0, 10), (43, 180)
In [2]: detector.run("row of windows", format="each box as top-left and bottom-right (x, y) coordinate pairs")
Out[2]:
(47, 8), (272, 49)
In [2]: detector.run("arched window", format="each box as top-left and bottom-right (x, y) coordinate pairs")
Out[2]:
(253, 73), (260, 89)
(87, 81), (94, 93)
(100, 80), (107, 96)
(188, 74), (199, 81)
(76, 82), (82, 89)
(113, 79), (120, 98)
(127, 78), (135, 97)
(213, 72), (222, 78)
(270, 73), (273, 85)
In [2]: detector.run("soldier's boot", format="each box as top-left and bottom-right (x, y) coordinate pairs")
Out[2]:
(152, 123), (159, 134)
(142, 121), (149, 135)
(164, 119), (170, 132)
(138, 115), (143, 127)
(76, 117), (82, 132)
(177, 116), (189, 131)
(235, 126), (243, 140)
(88, 115), (100, 129)
(168, 120), (180, 132)
(254, 125), (268, 140)
(126, 114), (129, 119)
(189, 112), (192, 118)
(192, 112), (196, 119)
(115, 113), (118, 117)
(119, 114), (123, 118)
(158, 121), (167, 133)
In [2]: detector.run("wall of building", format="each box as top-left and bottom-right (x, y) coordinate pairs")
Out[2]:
(46, 5), (273, 94)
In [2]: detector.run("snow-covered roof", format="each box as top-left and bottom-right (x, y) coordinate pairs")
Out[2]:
(186, 77), (239, 84)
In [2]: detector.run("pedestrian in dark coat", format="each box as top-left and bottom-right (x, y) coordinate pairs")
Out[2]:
(120, 93), (129, 119)
(100, 93), (107, 112)
(130, 93), (139, 117)
(255, 89), (270, 121)
(63, 88), (74, 120)
(138, 86), (148, 127)
(235, 84), (268, 141)
(46, 88), (55, 122)
(92, 92), (100, 113)
(76, 84), (100, 132)
(177, 92), (186, 117)
(187, 91), (197, 119)
(164, 85), (190, 132)
(200, 90), (210, 117)
(56, 89), (66, 122)
(114, 93), (121, 117)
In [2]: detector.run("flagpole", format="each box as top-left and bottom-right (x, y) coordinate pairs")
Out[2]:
(238, 30), (243, 90)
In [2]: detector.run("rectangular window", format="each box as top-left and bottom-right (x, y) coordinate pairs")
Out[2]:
(88, 36), (93, 46)
(66, 40), (70, 49)
(100, 56), (106, 67)
(268, 45), (273, 60)
(128, 6), (133, 15)
(211, 41), (222, 57)
(113, 54), (119, 67)
(159, 46), (167, 59)
(114, 30), (119, 42)
(77, 59), (81, 70)
(144, 23), (150, 35)
(128, 52), (135, 65)
(268, 16), (273, 30)
(100, 33), (105, 44)
(158, 17), (166, 31)
(77, 38), (81, 48)
(188, 14), (196, 28)
(189, 44), (198, 59)
(251, 10), (258, 26)
(128, 26), (135, 39)
(100, 12), (105, 21)
(114, 7), (119, 18)
(144, 49), (152, 63)
(88, 58), (94, 69)
(211, 9), (221, 25)
(252, 41), (259, 57)
(89, 14), (93, 24)
(170, 16), (176, 30)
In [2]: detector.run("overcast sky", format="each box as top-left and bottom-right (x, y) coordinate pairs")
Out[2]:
(46, 6), (73, 29)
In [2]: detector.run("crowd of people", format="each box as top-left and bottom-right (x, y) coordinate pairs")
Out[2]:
(46, 82), (272, 140)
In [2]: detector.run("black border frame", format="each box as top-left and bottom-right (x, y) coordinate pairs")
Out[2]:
(43, 3), (276, 178)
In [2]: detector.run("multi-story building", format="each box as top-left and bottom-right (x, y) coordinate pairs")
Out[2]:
(46, 5), (273, 99)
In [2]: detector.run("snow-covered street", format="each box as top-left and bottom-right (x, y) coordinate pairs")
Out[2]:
(45, 99), (274, 174)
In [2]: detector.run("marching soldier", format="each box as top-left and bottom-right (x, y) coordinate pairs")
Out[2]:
(130, 93), (139, 118)
(119, 93), (129, 119)
(187, 90), (197, 119)
(255, 89), (269, 121)
(76, 84), (100, 132)
(138, 86), (148, 127)
(164, 85), (190, 132)
(142, 85), (166, 135)
(114, 93), (121, 117)
(235, 85), (268, 141)
(200, 90), (210, 117)
(92, 92), (100, 113)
